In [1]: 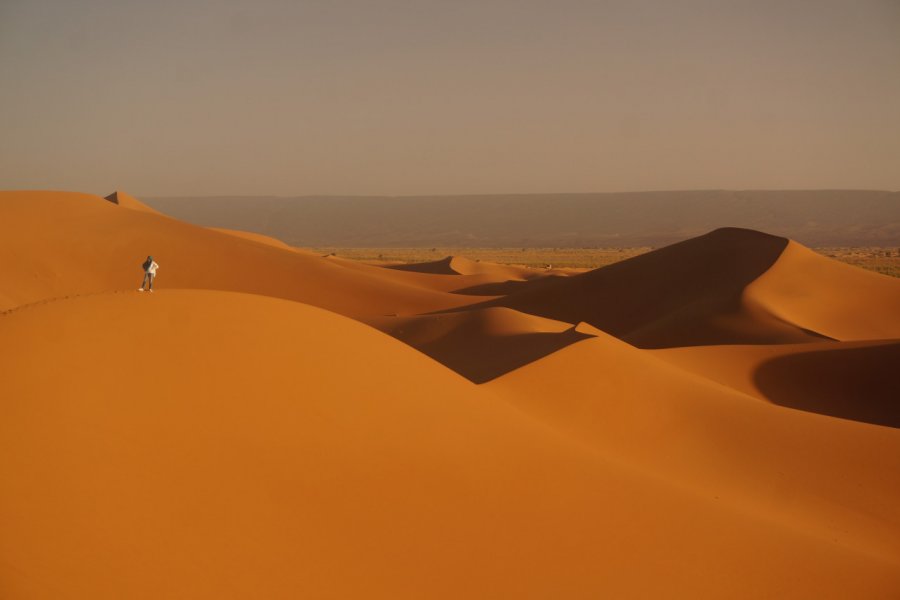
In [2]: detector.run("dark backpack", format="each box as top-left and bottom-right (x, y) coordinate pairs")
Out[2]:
(142, 259), (152, 271)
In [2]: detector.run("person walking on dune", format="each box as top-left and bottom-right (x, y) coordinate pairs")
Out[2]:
(139, 255), (159, 292)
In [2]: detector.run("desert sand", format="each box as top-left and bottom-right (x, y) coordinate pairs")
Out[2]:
(1, 190), (899, 599)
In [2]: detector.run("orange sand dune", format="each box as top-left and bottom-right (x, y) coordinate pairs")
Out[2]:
(488, 329), (900, 563)
(653, 340), (900, 427)
(478, 228), (877, 347)
(746, 240), (900, 340)
(2, 190), (900, 598)
(0, 191), (476, 317)
(365, 307), (594, 382)
(324, 253), (536, 295)
(2, 290), (898, 599)
(447, 272), (571, 297)
(388, 254), (536, 279)
(323, 252), (577, 298)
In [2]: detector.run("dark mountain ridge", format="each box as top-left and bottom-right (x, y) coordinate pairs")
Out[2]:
(144, 189), (900, 248)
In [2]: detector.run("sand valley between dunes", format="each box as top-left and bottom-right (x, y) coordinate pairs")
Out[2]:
(1, 190), (899, 599)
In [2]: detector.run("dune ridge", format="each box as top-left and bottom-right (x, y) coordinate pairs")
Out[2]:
(0, 191), (478, 317)
(364, 307), (594, 382)
(471, 227), (896, 348)
(388, 255), (536, 279)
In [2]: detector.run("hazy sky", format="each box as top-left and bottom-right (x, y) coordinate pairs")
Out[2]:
(1, 0), (899, 196)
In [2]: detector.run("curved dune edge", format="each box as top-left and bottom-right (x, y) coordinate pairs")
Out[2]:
(745, 241), (900, 340)
(325, 253), (538, 295)
(472, 228), (844, 347)
(0, 290), (898, 599)
(364, 306), (594, 382)
(651, 340), (900, 427)
(387, 254), (537, 279)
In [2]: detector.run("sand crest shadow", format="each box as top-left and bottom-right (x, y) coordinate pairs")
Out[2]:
(753, 342), (900, 428)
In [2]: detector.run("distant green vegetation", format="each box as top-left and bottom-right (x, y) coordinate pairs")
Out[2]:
(306, 246), (900, 277)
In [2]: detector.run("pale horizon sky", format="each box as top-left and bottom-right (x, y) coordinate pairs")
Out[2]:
(1, 0), (899, 197)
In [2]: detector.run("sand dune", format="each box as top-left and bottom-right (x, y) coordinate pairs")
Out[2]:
(746, 240), (900, 340)
(323, 253), (550, 295)
(477, 227), (887, 347)
(2, 190), (899, 598)
(0, 191), (476, 317)
(2, 290), (898, 598)
(388, 255), (536, 279)
(365, 307), (594, 382)
(653, 340), (900, 427)
(488, 330), (900, 562)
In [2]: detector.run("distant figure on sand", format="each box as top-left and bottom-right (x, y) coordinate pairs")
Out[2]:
(139, 255), (159, 292)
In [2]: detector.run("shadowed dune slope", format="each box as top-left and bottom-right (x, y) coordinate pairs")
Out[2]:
(0, 191), (477, 316)
(477, 228), (808, 347)
(652, 340), (900, 428)
(450, 273), (571, 297)
(387, 255), (535, 279)
(324, 254), (537, 295)
(480, 227), (899, 347)
(754, 342), (900, 427)
(5, 291), (899, 598)
(364, 307), (594, 382)
(488, 330), (900, 565)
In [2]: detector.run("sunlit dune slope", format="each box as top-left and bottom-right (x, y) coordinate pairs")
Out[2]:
(0, 191), (476, 316)
(480, 227), (898, 347)
(652, 340), (900, 427)
(488, 329), (900, 564)
(746, 240), (900, 340)
(364, 307), (594, 382)
(1, 290), (898, 599)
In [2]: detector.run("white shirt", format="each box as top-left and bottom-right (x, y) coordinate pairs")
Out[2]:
(146, 261), (159, 275)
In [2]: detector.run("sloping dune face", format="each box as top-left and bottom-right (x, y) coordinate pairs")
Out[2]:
(651, 340), (900, 428)
(487, 332), (900, 561)
(0, 191), (476, 317)
(2, 190), (900, 598)
(746, 241), (900, 340)
(2, 291), (899, 599)
(364, 308), (594, 383)
(388, 255), (534, 279)
(477, 227), (893, 347)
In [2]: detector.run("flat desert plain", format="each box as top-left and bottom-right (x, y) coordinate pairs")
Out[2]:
(1, 190), (899, 599)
